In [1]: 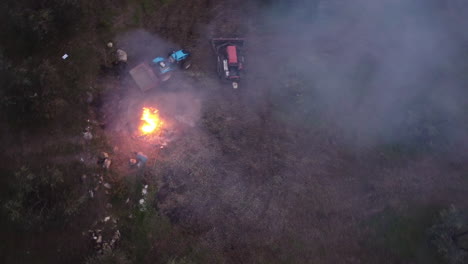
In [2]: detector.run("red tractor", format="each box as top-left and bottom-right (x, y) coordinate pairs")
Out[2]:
(211, 38), (245, 89)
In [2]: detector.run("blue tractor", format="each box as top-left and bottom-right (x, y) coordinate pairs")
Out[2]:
(151, 49), (191, 81)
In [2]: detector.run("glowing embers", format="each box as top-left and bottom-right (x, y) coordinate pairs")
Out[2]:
(139, 107), (163, 135)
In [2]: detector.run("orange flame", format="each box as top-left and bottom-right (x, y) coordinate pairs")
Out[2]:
(139, 107), (163, 135)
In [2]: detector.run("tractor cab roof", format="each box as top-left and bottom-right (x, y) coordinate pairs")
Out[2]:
(152, 57), (165, 64)
(171, 50), (189, 61)
(227, 46), (238, 65)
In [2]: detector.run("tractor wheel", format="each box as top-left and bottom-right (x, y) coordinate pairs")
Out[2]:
(161, 73), (172, 82)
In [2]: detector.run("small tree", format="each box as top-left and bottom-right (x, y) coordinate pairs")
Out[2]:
(428, 205), (468, 264)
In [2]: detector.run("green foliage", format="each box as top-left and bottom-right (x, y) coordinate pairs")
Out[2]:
(428, 205), (468, 264)
(122, 187), (166, 263)
(365, 206), (440, 263)
(3, 165), (89, 229)
(28, 9), (55, 40)
(132, 7), (143, 25)
(110, 178), (133, 204)
(139, 0), (157, 13)
(97, 8), (118, 33)
(0, 56), (74, 128)
(4, 166), (62, 226)
(0, 46), (93, 132)
(1, 0), (83, 55)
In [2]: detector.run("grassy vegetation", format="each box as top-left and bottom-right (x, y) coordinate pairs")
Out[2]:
(113, 183), (219, 264)
(364, 206), (443, 263)
(3, 164), (92, 229)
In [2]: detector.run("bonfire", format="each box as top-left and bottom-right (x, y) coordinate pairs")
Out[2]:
(139, 107), (163, 136)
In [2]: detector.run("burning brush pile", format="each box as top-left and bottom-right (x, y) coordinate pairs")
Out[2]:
(135, 106), (175, 147)
(139, 107), (163, 135)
